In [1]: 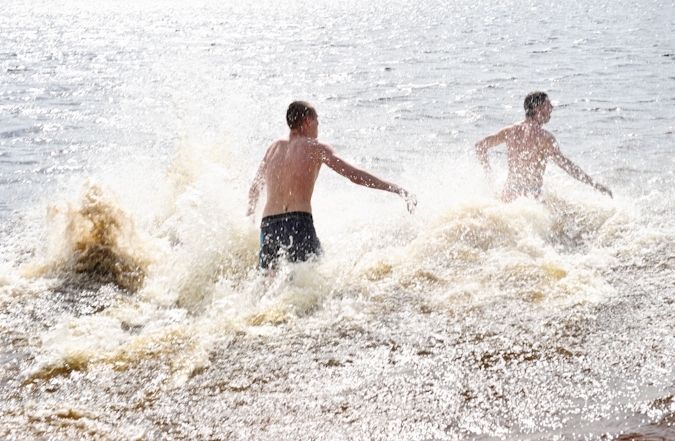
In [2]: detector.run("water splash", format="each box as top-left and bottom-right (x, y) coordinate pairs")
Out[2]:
(21, 182), (152, 293)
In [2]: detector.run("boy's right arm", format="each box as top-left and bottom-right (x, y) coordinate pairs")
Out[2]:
(547, 137), (613, 198)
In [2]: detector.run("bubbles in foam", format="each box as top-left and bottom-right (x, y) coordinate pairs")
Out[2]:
(142, 135), (259, 312)
(244, 262), (331, 326)
(316, 195), (625, 313)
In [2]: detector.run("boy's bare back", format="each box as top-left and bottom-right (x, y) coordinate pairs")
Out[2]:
(502, 120), (555, 193)
(260, 136), (323, 217)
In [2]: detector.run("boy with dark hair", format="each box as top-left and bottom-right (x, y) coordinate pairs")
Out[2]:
(475, 92), (612, 202)
(248, 101), (416, 270)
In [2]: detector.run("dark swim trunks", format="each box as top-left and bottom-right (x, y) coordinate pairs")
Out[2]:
(259, 211), (322, 269)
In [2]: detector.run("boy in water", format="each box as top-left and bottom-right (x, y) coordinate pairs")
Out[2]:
(475, 91), (612, 202)
(247, 101), (416, 270)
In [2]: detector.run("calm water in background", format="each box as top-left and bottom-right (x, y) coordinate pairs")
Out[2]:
(1, 0), (674, 439)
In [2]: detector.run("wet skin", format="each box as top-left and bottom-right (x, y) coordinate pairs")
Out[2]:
(475, 97), (612, 202)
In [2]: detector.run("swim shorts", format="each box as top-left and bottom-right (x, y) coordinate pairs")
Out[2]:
(502, 184), (543, 201)
(259, 211), (322, 269)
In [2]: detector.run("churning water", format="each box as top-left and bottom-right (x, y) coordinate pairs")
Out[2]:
(1, 0), (674, 439)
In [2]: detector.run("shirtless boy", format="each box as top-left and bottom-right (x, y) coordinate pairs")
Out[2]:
(248, 101), (416, 270)
(475, 91), (612, 202)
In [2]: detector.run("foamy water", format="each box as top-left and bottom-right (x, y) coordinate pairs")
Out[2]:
(1, 0), (675, 439)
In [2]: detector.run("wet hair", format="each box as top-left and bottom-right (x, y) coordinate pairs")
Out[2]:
(286, 101), (317, 129)
(524, 91), (549, 118)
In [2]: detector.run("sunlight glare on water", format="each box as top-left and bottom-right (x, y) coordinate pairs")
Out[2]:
(1, 0), (675, 439)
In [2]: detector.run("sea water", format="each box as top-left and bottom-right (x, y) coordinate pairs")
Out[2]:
(1, 0), (674, 439)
